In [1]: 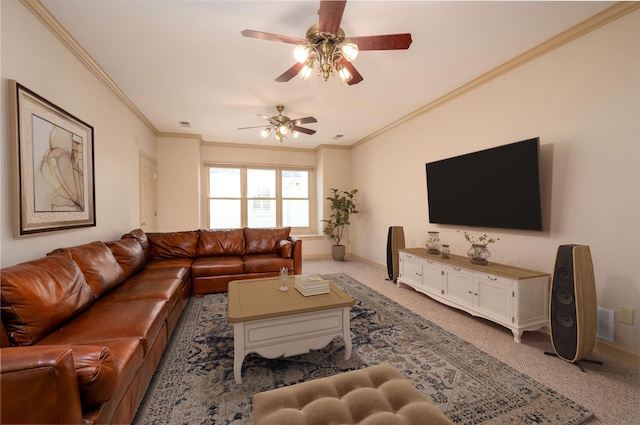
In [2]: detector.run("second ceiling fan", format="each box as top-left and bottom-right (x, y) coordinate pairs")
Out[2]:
(241, 0), (412, 85)
(238, 105), (317, 143)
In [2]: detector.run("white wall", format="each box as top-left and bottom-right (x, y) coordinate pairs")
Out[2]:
(157, 135), (201, 231)
(0, 0), (156, 266)
(351, 10), (640, 354)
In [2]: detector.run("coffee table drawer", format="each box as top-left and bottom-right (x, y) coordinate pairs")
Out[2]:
(244, 309), (344, 348)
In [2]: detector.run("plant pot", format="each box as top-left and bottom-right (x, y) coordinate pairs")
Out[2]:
(331, 244), (346, 261)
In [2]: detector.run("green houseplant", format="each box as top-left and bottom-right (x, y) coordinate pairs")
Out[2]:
(322, 188), (358, 260)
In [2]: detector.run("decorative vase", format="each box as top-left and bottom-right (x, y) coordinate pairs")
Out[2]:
(426, 231), (441, 254)
(468, 243), (490, 265)
(331, 244), (346, 261)
(441, 244), (450, 259)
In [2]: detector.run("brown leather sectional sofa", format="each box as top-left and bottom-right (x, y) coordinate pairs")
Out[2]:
(0, 227), (301, 424)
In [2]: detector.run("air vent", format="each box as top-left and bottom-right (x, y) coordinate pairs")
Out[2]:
(332, 134), (344, 140)
(597, 307), (614, 342)
(179, 121), (191, 128)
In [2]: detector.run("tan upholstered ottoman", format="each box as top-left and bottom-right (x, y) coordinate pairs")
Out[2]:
(252, 363), (454, 425)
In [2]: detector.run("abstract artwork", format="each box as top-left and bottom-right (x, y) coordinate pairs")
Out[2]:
(9, 80), (95, 235)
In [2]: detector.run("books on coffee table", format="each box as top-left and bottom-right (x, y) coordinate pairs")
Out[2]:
(295, 274), (330, 296)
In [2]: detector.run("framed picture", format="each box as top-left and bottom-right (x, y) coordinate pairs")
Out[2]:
(8, 80), (95, 235)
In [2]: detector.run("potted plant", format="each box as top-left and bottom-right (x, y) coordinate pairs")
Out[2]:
(322, 188), (358, 260)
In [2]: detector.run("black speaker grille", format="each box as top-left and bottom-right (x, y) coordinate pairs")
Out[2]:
(551, 245), (578, 360)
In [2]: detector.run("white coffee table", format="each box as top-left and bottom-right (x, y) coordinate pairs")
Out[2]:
(227, 276), (355, 384)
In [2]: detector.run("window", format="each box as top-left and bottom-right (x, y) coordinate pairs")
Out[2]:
(206, 165), (313, 234)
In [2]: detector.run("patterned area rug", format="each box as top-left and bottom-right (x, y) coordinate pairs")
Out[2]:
(133, 273), (593, 424)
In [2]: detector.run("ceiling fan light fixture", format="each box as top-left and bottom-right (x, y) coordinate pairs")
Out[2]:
(294, 44), (309, 63)
(292, 130), (300, 138)
(278, 124), (289, 135)
(338, 64), (352, 84)
(341, 40), (358, 62)
(299, 63), (313, 81)
(261, 127), (271, 138)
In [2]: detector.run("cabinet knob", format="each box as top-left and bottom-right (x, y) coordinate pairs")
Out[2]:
(487, 276), (498, 281)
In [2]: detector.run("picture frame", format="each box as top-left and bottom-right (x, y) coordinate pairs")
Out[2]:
(9, 80), (96, 236)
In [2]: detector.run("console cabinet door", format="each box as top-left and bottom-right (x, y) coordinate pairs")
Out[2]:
(473, 272), (514, 325)
(399, 253), (422, 287)
(442, 264), (472, 307)
(421, 258), (442, 295)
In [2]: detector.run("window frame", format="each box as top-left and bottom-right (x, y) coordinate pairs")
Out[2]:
(203, 163), (315, 235)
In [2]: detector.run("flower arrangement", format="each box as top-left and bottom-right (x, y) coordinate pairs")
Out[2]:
(458, 230), (499, 246)
(458, 230), (499, 265)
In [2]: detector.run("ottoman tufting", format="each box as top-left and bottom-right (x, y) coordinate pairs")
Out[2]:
(252, 363), (454, 425)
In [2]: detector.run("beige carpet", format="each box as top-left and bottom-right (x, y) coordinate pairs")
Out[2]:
(302, 258), (640, 425)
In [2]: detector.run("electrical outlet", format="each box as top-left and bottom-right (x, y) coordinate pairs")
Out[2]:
(618, 306), (634, 325)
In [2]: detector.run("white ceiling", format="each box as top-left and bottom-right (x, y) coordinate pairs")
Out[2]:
(39, 0), (613, 149)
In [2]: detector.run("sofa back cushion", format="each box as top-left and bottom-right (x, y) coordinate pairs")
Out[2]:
(147, 231), (199, 259)
(106, 238), (146, 279)
(0, 320), (11, 347)
(244, 227), (291, 255)
(121, 228), (152, 263)
(198, 229), (245, 256)
(49, 242), (127, 299)
(0, 253), (94, 345)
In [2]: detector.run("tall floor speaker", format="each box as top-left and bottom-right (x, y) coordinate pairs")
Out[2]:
(548, 244), (599, 367)
(386, 226), (405, 282)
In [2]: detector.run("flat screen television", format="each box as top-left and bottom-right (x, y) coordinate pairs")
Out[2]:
(425, 137), (543, 231)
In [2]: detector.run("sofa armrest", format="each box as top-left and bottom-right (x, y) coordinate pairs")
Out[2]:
(289, 236), (302, 275)
(1, 346), (84, 424)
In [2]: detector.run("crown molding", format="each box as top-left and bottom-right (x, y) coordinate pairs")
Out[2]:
(20, 0), (159, 135)
(351, 1), (640, 149)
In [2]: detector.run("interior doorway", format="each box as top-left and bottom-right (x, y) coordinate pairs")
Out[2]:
(139, 152), (157, 232)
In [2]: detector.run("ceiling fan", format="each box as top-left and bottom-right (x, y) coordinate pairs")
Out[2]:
(241, 0), (412, 85)
(237, 105), (317, 142)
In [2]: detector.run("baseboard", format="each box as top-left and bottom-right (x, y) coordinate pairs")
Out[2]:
(595, 339), (640, 368)
(539, 327), (639, 367)
(349, 254), (386, 270)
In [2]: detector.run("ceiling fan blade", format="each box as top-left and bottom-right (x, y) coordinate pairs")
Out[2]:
(257, 114), (271, 119)
(275, 63), (305, 82)
(340, 58), (363, 85)
(292, 126), (316, 135)
(241, 29), (304, 45)
(318, 0), (346, 35)
(291, 117), (317, 125)
(349, 33), (413, 50)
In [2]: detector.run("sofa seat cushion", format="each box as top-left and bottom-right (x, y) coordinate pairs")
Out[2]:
(147, 231), (198, 259)
(0, 253), (94, 346)
(198, 228), (245, 256)
(192, 256), (243, 277)
(146, 258), (194, 271)
(39, 299), (167, 356)
(244, 227), (291, 255)
(100, 274), (183, 313)
(106, 238), (147, 279)
(49, 241), (127, 299)
(243, 254), (293, 273)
